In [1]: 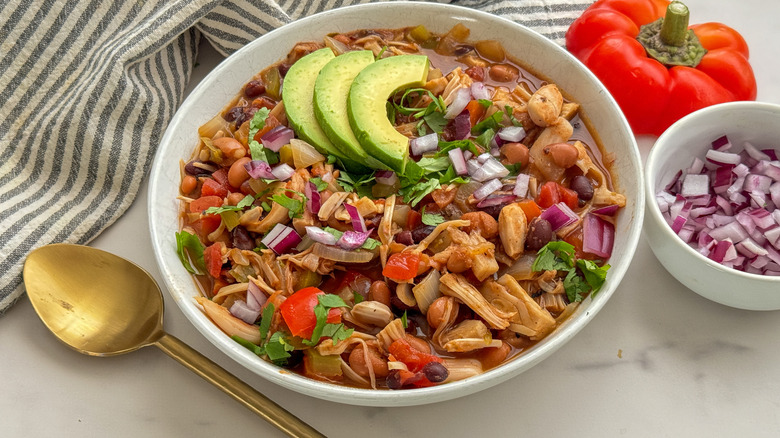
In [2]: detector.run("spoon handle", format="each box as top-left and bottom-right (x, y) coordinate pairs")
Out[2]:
(154, 333), (326, 438)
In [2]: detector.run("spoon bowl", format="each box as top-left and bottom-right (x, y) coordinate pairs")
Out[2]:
(23, 243), (323, 438)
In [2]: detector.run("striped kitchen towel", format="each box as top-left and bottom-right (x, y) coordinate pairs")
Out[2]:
(0, 0), (594, 314)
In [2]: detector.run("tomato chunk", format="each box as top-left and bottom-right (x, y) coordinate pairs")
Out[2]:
(201, 178), (229, 198)
(536, 181), (560, 208)
(557, 185), (579, 210)
(279, 287), (342, 339)
(388, 338), (442, 373)
(383, 252), (421, 281)
(203, 243), (224, 278)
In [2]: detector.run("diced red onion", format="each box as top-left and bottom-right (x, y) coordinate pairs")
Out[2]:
(743, 141), (771, 161)
(261, 224), (301, 255)
(688, 157), (705, 174)
(497, 126), (526, 142)
(244, 160), (276, 180)
(375, 170), (398, 186)
(681, 174), (710, 197)
(229, 300), (261, 324)
(410, 133), (439, 156)
(472, 178), (503, 201)
(246, 281), (267, 311)
(271, 163), (295, 181)
(582, 213), (615, 258)
(444, 87), (471, 119)
(712, 135), (732, 151)
(706, 149), (741, 167)
(305, 226), (337, 246)
(540, 202), (579, 231)
(513, 174), (530, 198)
(337, 230), (372, 250)
(470, 155), (509, 182)
(736, 238), (768, 257)
(470, 82), (491, 100)
(448, 148), (468, 176)
(345, 203), (367, 233)
(592, 204), (620, 216)
(261, 126), (295, 152)
(476, 194), (516, 208)
(305, 181), (321, 214)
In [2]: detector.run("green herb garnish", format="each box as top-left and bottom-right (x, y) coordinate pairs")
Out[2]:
(304, 295), (353, 346)
(532, 241), (609, 302)
(175, 231), (205, 274)
(323, 227), (381, 250)
(421, 205), (445, 226)
(203, 194), (255, 215)
(270, 189), (307, 219)
(309, 177), (328, 191)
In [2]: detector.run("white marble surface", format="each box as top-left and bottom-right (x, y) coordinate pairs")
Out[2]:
(2, 1), (779, 436)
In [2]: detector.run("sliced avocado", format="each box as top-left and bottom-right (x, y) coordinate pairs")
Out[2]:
(348, 55), (429, 174)
(283, 48), (369, 173)
(314, 51), (389, 170)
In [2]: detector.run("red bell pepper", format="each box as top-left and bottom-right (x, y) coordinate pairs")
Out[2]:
(566, 0), (756, 136)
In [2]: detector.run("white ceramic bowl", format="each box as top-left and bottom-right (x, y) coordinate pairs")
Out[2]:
(149, 2), (644, 406)
(645, 101), (780, 311)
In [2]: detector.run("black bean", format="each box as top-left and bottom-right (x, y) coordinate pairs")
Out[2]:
(231, 226), (255, 250)
(386, 369), (402, 390)
(526, 217), (553, 251)
(453, 44), (475, 56)
(184, 160), (215, 177)
(278, 63), (291, 77)
(234, 106), (258, 128)
(422, 362), (448, 383)
(411, 225), (436, 243)
(244, 80), (265, 98)
(396, 230), (414, 245)
(478, 203), (505, 219)
(570, 175), (594, 201)
(284, 350), (304, 369)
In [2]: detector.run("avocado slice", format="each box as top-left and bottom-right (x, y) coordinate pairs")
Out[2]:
(314, 50), (388, 170)
(283, 48), (369, 173)
(348, 55), (429, 174)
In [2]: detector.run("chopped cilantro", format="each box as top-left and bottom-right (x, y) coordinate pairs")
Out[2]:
(477, 99), (493, 108)
(423, 110), (447, 134)
(304, 295), (353, 346)
(376, 46), (387, 60)
(353, 291), (364, 304)
(577, 259), (610, 296)
(247, 107), (270, 142)
(436, 139), (479, 158)
(474, 127), (495, 148)
(270, 190), (307, 219)
(563, 269), (589, 303)
(232, 303), (293, 366)
(503, 163), (521, 176)
(323, 227), (381, 250)
(504, 105), (523, 127)
(338, 172), (375, 198)
(401, 310), (408, 329)
(265, 331), (294, 363)
(175, 231), (205, 274)
(417, 156), (451, 174)
(471, 111), (503, 135)
(531, 241), (610, 303)
(421, 205), (445, 226)
(258, 303), (275, 341)
(261, 201), (271, 212)
(203, 194), (255, 215)
(399, 178), (440, 207)
(309, 177), (328, 191)
(532, 241), (576, 272)
(439, 165), (470, 185)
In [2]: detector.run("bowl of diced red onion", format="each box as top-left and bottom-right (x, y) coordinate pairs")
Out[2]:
(645, 101), (780, 310)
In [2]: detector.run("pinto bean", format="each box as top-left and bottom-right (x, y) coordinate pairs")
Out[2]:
(405, 335), (432, 354)
(213, 137), (246, 160)
(369, 281), (392, 308)
(461, 211), (498, 239)
(427, 296), (455, 329)
(545, 143), (578, 169)
(446, 246), (473, 273)
(478, 342), (512, 370)
(180, 175), (197, 194)
(349, 344), (389, 378)
(488, 64), (519, 82)
(502, 142), (529, 167)
(228, 157), (252, 188)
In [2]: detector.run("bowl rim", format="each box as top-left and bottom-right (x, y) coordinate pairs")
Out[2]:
(644, 101), (780, 284)
(148, 1), (645, 406)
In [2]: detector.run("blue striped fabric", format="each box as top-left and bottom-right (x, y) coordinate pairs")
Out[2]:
(0, 0), (594, 314)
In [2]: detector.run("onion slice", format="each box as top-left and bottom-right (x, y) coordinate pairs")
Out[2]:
(261, 224), (301, 255)
(345, 203), (367, 233)
(261, 126), (295, 152)
(444, 87), (471, 119)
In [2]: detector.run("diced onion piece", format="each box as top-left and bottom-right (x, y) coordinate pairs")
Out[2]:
(244, 160), (275, 180)
(582, 213), (614, 258)
(497, 126), (526, 142)
(375, 170), (398, 186)
(448, 148), (468, 176)
(476, 194), (516, 208)
(246, 281), (267, 311)
(743, 141), (771, 161)
(345, 203), (367, 233)
(229, 300), (261, 324)
(681, 174), (710, 197)
(290, 138), (325, 169)
(261, 126), (295, 152)
(470, 82), (490, 101)
(592, 204), (620, 216)
(540, 202), (578, 231)
(271, 163), (295, 181)
(470, 156), (509, 182)
(305, 181), (321, 214)
(410, 133), (439, 156)
(311, 242), (376, 263)
(453, 111), (471, 140)
(337, 230), (372, 250)
(261, 224), (301, 255)
(472, 178), (503, 201)
(513, 174), (530, 198)
(712, 135), (732, 151)
(305, 226), (338, 246)
(706, 149), (741, 166)
(444, 87), (471, 119)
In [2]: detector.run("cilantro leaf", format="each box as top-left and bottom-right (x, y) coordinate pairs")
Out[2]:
(471, 111), (503, 135)
(532, 241), (576, 272)
(417, 156), (451, 174)
(323, 227), (380, 250)
(421, 206), (445, 226)
(175, 231), (205, 274)
(563, 269), (589, 303)
(353, 291), (364, 304)
(423, 111), (447, 134)
(270, 191), (306, 219)
(477, 99), (493, 108)
(304, 295), (353, 346)
(338, 172), (375, 198)
(474, 127), (495, 148)
(400, 178), (440, 207)
(232, 335), (264, 355)
(436, 139), (479, 158)
(258, 302), (275, 341)
(265, 331), (294, 364)
(439, 165), (470, 185)
(577, 259), (610, 296)
(247, 107), (270, 142)
(401, 310), (408, 329)
(203, 194), (255, 215)
(310, 177), (328, 191)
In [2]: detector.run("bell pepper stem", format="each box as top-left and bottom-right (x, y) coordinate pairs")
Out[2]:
(660, 1), (689, 47)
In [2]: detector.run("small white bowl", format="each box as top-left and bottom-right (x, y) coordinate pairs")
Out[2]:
(149, 2), (644, 406)
(645, 101), (780, 311)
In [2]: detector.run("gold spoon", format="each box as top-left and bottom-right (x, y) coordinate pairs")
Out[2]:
(23, 243), (325, 438)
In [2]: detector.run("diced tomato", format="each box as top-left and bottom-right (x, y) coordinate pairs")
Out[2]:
(197, 215), (222, 236)
(201, 178), (229, 198)
(406, 210), (422, 231)
(537, 181), (560, 208)
(464, 66), (486, 82)
(203, 243), (224, 278)
(558, 185), (579, 210)
(388, 338), (442, 373)
(465, 100), (486, 126)
(211, 168), (230, 187)
(189, 195), (223, 213)
(279, 287), (341, 339)
(517, 199), (542, 221)
(383, 252), (421, 281)
(211, 277), (230, 296)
